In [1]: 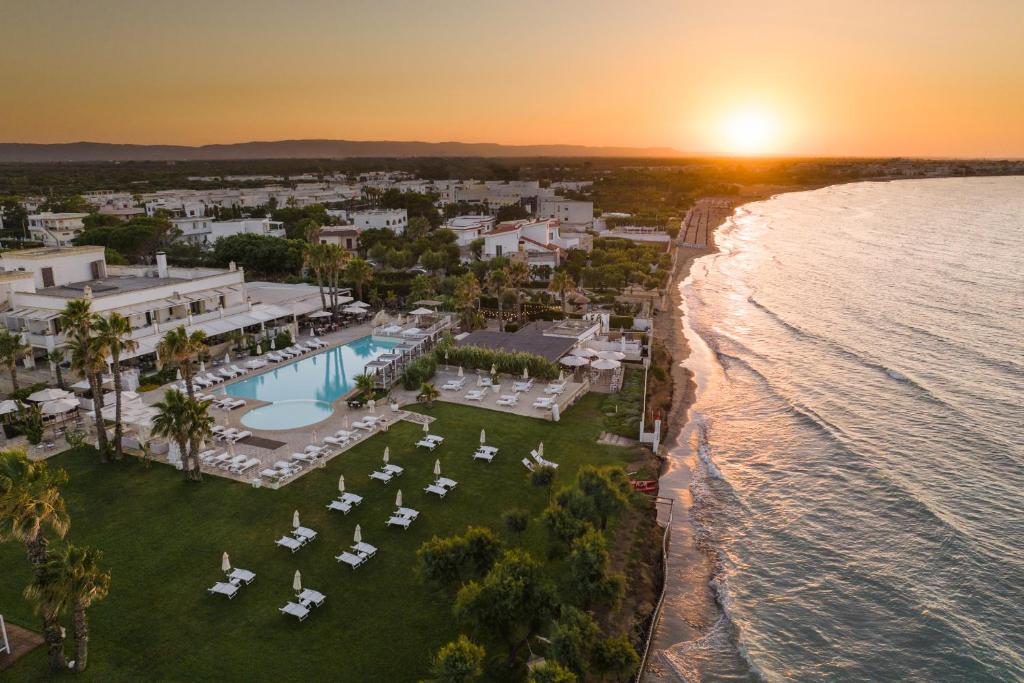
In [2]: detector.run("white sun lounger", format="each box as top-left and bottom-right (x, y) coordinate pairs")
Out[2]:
(193, 376), (214, 388)
(280, 601), (309, 621)
(292, 452), (318, 464)
(513, 380), (534, 393)
(202, 373), (224, 385)
(297, 588), (326, 607)
(341, 492), (363, 506)
(370, 470), (393, 483)
(522, 458), (535, 471)
(294, 526), (318, 542)
(221, 398), (246, 411)
(208, 581), (239, 598)
(435, 477), (458, 490)
(336, 551), (365, 568)
(266, 352), (285, 362)
(226, 430), (252, 442)
(533, 397), (555, 409)
(221, 454), (247, 470)
(232, 458), (260, 474)
(230, 365), (247, 375)
(496, 395), (518, 407)
(531, 450), (559, 469)
(464, 389), (485, 401)
(228, 568), (256, 584)
(323, 435), (349, 446)
(386, 515), (412, 529)
(275, 535), (304, 552)
(217, 428), (238, 442)
(425, 434), (444, 444)
(382, 464), (404, 477)
(353, 420), (376, 431)
(473, 449), (495, 462)
(441, 378), (466, 391)
(219, 367), (240, 379)
(352, 541), (377, 557)
(424, 484), (448, 498)
(396, 507), (419, 520)
(326, 499), (352, 514)
(545, 383), (566, 395)
(415, 439), (438, 450)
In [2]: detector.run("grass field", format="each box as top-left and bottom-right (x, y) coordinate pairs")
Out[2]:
(0, 395), (639, 681)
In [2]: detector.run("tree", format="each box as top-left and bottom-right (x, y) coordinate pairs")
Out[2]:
(496, 204), (530, 222)
(0, 328), (29, 393)
(486, 268), (509, 332)
(417, 534), (466, 587)
(157, 326), (207, 399)
(346, 257), (374, 301)
(354, 373), (375, 401)
(409, 273), (438, 305)
(591, 637), (640, 682)
(503, 508), (529, 536)
(430, 635), (486, 683)
(549, 271), (576, 314)
(323, 244), (352, 320)
(569, 529), (624, 609)
(304, 241), (330, 310)
(454, 549), (557, 663)
(527, 662), (577, 683)
(61, 300), (108, 457)
(421, 249), (448, 275)
(406, 216), (431, 240)
(419, 382), (440, 406)
(575, 465), (631, 530)
(27, 544), (110, 673)
(506, 260), (530, 322)
(454, 273), (483, 331)
(549, 607), (600, 675)
(93, 313), (137, 460)
(46, 349), (66, 390)
(469, 238), (485, 261)
(0, 451), (70, 671)
(152, 389), (212, 481)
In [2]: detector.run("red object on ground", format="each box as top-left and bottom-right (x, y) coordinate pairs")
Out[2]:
(631, 480), (658, 493)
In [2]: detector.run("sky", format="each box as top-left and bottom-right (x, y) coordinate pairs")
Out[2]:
(1, 0), (1022, 157)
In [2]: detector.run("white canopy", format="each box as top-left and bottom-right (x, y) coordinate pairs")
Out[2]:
(342, 305), (366, 314)
(596, 350), (626, 361)
(591, 358), (621, 370)
(350, 301), (370, 308)
(41, 398), (79, 415)
(308, 310), (332, 319)
(560, 355), (589, 367)
(0, 399), (19, 415)
(27, 387), (73, 402)
(571, 347), (598, 358)
(409, 307), (433, 316)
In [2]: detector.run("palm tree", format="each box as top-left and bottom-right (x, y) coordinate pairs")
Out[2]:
(62, 300), (110, 457)
(454, 273), (483, 331)
(0, 451), (70, 671)
(0, 328), (30, 393)
(46, 349), (66, 390)
(507, 260), (530, 323)
(324, 244), (352, 321)
(486, 268), (509, 332)
(157, 326), (207, 399)
(549, 271), (576, 315)
(94, 314), (138, 461)
(354, 372), (375, 402)
(419, 382), (439, 406)
(346, 257), (373, 302)
(304, 241), (330, 311)
(152, 389), (213, 481)
(26, 544), (110, 673)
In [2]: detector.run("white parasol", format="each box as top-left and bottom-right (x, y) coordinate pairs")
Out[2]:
(434, 459), (441, 476)
(560, 355), (589, 367)
(457, 366), (464, 378)
(221, 552), (231, 573)
(292, 510), (300, 529)
(422, 421), (429, 434)
(522, 367), (529, 379)
(383, 447), (390, 464)
(27, 387), (72, 402)
(353, 524), (362, 544)
(480, 429), (486, 445)
(338, 475), (346, 493)
(41, 398), (79, 415)
(395, 489), (403, 507)
(293, 570), (302, 593)
(591, 358), (621, 371)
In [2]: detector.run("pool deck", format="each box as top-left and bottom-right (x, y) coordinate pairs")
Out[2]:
(135, 325), (589, 488)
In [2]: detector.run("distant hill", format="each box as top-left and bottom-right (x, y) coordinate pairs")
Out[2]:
(0, 139), (682, 162)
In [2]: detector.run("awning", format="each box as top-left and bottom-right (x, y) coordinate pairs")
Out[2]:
(6, 307), (62, 322)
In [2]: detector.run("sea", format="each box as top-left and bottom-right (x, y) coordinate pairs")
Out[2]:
(648, 177), (1024, 682)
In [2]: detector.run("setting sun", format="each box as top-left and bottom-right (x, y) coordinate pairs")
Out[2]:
(720, 107), (780, 155)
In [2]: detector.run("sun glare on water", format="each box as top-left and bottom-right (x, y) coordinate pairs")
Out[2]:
(720, 107), (780, 155)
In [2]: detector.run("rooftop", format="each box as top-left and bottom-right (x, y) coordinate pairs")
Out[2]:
(457, 323), (578, 362)
(0, 245), (105, 261)
(37, 275), (190, 299)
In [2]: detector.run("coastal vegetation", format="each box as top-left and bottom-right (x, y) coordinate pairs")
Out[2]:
(434, 341), (559, 381)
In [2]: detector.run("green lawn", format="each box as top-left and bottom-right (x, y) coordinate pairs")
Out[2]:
(0, 395), (636, 682)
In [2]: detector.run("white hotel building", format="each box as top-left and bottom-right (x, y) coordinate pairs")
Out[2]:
(352, 209), (407, 234)
(0, 246), (329, 367)
(27, 212), (90, 247)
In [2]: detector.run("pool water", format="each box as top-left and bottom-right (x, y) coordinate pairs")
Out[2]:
(226, 336), (398, 430)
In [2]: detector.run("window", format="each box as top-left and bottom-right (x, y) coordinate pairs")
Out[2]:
(41, 267), (55, 288)
(495, 245), (503, 257)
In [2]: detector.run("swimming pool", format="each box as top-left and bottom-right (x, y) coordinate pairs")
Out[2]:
(225, 336), (398, 430)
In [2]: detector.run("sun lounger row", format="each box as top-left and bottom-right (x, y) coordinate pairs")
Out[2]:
(415, 434), (444, 450)
(424, 476), (458, 498)
(370, 463), (404, 484)
(280, 587), (327, 621)
(336, 541), (378, 569)
(473, 445), (499, 463)
(276, 525), (318, 553)
(211, 426), (252, 443)
(207, 566), (256, 599)
(200, 450), (261, 474)
(259, 449), (326, 483)
(326, 491), (364, 514)
(265, 340), (325, 363)
(386, 506), (419, 529)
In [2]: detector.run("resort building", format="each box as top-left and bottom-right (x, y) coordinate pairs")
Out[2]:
(0, 246), (325, 367)
(536, 197), (594, 229)
(317, 226), (361, 252)
(481, 219), (584, 267)
(444, 215), (495, 246)
(169, 217), (284, 245)
(352, 209), (407, 234)
(26, 212), (89, 246)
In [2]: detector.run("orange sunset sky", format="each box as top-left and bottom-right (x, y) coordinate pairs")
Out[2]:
(1, 0), (1022, 157)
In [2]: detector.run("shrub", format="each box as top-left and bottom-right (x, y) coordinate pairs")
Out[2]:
(531, 466), (556, 489)
(550, 607), (599, 675)
(431, 635), (486, 683)
(608, 314), (634, 329)
(528, 662), (577, 683)
(503, 509), (529, 535)
(434, 343), (558, 381)
(400, 355), (437, 390)
(274, 329), (293, 349)
(591, 636), (640, 681)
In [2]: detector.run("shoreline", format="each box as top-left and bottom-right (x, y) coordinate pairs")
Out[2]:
(642, 184), (814, 681)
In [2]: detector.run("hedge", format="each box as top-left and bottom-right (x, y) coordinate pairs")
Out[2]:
(434, 343), (558, 380)
(400, 355), (438, 390)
